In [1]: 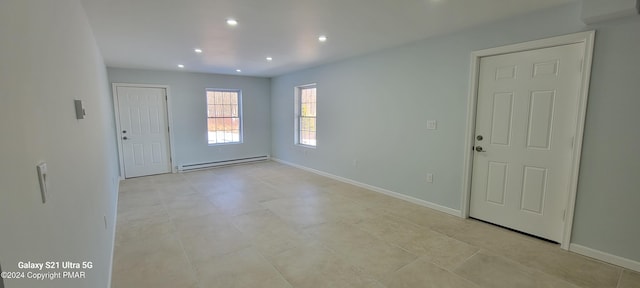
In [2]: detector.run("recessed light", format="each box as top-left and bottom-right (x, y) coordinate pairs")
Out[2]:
(266, 57), (273, 61)
(194, 48), (203, 53)
(236, 69), (242, 73)
(226, 18), (238, 26)
(177, 64), (185, 68)
(318, 35), (328, 42)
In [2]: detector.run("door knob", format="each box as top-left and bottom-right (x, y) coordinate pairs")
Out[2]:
(476, 135), (483, 141)
(475, 146), (486, 152)
(123, 136), (128, 140)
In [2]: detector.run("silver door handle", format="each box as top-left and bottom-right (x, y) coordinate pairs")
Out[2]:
(475, 146), (486, 152)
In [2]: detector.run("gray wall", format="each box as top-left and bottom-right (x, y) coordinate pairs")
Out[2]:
(107, 68), (271, 168)
(271, 3), (640, 263)
(0, 0), (120, 287)
(571, 15), (640, 262)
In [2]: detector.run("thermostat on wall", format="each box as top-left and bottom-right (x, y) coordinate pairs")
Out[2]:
(74, 99), (86, 119)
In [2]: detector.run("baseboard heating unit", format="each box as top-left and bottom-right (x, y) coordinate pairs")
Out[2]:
(178, 155), (270, 172)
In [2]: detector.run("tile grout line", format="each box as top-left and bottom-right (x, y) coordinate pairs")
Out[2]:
(159, 176), (206, 288)
(450, 249), (481, 273)
(254, 248), (295, 288)
(616, 268), (623, 288)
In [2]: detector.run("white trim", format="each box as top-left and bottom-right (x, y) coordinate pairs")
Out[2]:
(112, 83), (176, 178)
(106, 178), (120, 288)
(272, 158), (462, 217)
(461, 31), (596, 249)
(570, 244), (640, 273)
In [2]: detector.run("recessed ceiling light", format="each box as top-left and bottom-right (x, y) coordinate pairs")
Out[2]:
(266, 57), (273, 61)
(236, 69), (242, 73)
(194, 48), (203, 53)
(226, 18), (238, 26)
(177, 64), (185, 68)
(318, 35), (328, 42)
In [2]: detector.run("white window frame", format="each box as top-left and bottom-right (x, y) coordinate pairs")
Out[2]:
(294, 83), (317, 148)
(206, 88), (243, 145)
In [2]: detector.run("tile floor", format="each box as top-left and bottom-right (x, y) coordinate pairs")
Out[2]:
(112, 161), (640, 288)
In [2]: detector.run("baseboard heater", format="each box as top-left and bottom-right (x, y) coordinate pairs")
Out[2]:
(178, 155), (270, 172)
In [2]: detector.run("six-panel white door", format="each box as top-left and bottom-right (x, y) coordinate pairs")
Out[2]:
(116, 86), (171, 178)
(470, 43), (584, 242)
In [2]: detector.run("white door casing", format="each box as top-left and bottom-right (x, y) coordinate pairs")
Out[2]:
(114, 85), (172, 178)
(470, 43), (584, 243)
(461, 31), (595, 249)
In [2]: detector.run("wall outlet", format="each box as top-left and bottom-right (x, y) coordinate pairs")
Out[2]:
(352, 159), (358, 167)
(426, 173), (433, 183)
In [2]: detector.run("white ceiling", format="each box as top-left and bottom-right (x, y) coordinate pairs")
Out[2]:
(81, 0), (577, 77)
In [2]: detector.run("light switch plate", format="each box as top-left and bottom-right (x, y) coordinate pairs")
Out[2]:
(426, 120), (437, 130)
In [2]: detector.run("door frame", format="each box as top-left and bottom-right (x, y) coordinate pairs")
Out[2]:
(112, 83), (177, 178)
(461, 31), (596, 249)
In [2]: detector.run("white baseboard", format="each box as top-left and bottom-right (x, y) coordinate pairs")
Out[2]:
(179, 156), (270, 172)
(271, 158), (462, 217)
(570, 244), (640, 272)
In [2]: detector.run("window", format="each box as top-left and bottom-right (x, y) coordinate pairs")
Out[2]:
(206, 89), (242, 144)
(295, 84), (317, 147)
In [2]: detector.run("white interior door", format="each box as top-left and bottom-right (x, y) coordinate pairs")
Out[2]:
(470, 43), (584, 242)
(116, 86), (171, 178)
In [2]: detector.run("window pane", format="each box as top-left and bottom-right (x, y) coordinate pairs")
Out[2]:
(303, 117), (311, 131)
(309, 131), (316, 146)
(213, 104), (221, 117)
(308, 117), (314, 131)
(222, 118), (230, 131)
(232, 118), (240, 130)
(207, 118), (216, 132)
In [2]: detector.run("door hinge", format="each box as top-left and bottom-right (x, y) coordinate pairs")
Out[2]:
(579, 58), (584, 72)
(563, 209), (566, 221)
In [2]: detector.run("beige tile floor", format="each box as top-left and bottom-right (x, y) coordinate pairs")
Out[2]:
(112, 161), (640, 288)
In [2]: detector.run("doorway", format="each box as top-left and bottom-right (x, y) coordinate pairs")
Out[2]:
(462, 31), (595, 248)
(113, 84), (174, 178)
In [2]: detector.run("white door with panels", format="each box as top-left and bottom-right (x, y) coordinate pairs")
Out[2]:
(470, 43), (584, 242)
(115, 86), (172, 178)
